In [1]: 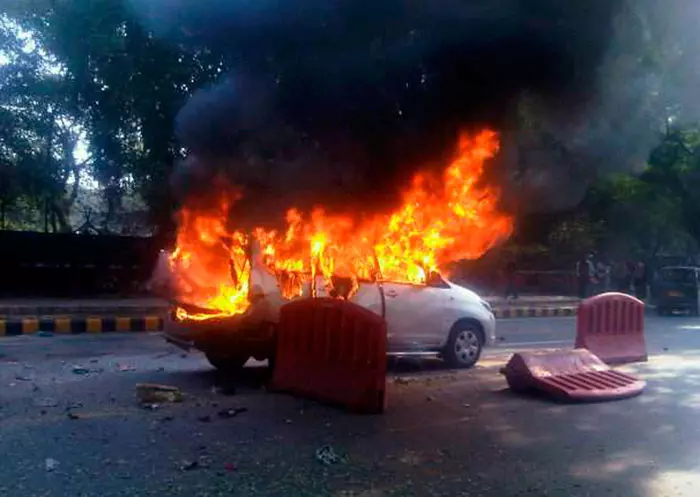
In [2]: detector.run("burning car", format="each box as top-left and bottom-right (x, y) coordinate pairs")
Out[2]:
(160, 130), (510, 373)
(164, 245), (496, 372)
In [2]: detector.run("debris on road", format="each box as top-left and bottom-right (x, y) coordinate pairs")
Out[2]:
(179, 460), (199, 471)
(315, 445), (346, 466)
(142, 403), (160, 411)
(212, 384), (237, 396)
(37, 331), (54, 338)
(116, 363), (136, 372)
(223, 462), (237, 472)
(34, 397), (59, 408)
(72, 366), (90, 375)
(45, 458), (59, 472)
(67, 412), (81, 420)
(217, 407), (247, 419)
(197, 415), (212, 423)
(15, 375), (33, 382)
(135, 383), (184, 404)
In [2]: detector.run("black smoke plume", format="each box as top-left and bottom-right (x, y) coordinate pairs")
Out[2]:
(128, 0), (689, 218)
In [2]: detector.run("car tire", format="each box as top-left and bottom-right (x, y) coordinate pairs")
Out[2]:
(442, 321), (484, 369)
(205, 352), (249, 375)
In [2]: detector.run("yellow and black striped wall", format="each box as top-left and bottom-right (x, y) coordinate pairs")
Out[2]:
(0, 316), (164, 336)
(493, 307), (578, 319)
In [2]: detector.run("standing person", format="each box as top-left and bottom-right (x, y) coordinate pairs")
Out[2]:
(576, 253), (594, 299)
(504, 258), (518, 301)
(595, 260), (608, 294)
(634, 261), (648, 300)
(612, 260), (629, 292)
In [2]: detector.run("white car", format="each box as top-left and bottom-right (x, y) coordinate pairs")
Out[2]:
(310, 273), (496, 368)
(165, 254), (496, 371)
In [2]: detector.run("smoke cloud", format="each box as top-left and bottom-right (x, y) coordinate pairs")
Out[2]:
(128, 0), (699, 217)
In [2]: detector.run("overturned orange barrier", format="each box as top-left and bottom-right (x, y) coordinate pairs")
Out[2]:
(501, 348), (645, 402)
(270, 298), (387, 414)
(575, 292), (647, 365)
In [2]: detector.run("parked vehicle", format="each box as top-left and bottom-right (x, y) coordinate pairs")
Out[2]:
(654, 266), (700, 316)
(164, 260), (496, 373)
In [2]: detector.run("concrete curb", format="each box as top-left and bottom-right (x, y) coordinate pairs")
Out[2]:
(0, 306), (167, 317)
(0, 316), (164, 336)
(493, 306), (578, 319)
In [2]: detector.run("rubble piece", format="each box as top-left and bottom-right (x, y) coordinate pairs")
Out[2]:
(315, 445), (346, 465)
(217, 407), (247, 419)
(135, 383), (184, 404)
(45, 458), (59, 472)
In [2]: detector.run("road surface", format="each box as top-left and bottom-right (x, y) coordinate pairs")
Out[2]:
(0, 315), (699, 496)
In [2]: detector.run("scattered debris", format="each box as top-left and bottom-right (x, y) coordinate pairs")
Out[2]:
(72, 366), (90, 375)
(141, 404), (160, 411)
(462, 403), (471, 408)
(315, 445), (346, 466)
(161, 415), (175, 422)
(89, 359), (99, 363)
(425, 395), (434, 402)
(116, 363), (136, 372)
(223, 462), (237, 472)
(15, 375), (33, 382)
(37, 331), (54, 338)
(217, 407), (247, 419)
(212, 385), (237, 396)
(284, 418), (292, 424)
(392, 377), (411, 385)
(179, 460), (199, 471)
(34, 397), (59, 408)
(197, 415), (212, 423)
(67, 412), (81, 420)
(135, 383), (184, 404)
(45, 458), (59, 472)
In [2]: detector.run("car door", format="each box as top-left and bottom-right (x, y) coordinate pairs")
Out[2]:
(382, 282), (450, 352)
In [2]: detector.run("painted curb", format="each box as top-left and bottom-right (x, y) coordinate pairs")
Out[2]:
(493, 307), (578, 319)
(0, 316), (164, 337)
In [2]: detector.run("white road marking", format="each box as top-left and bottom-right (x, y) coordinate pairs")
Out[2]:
(494, 339), (571, 348)
(497, 316), (575, 324)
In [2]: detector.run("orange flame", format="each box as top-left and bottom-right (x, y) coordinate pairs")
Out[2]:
(168, 130), (513, 320)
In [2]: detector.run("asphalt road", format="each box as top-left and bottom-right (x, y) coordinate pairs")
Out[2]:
(1, 316), (699, 496)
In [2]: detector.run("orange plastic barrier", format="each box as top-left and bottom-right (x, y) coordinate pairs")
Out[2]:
(500, 348), (646, 402)
(575, 292), (647, 365)
(270, 298), (387, 414)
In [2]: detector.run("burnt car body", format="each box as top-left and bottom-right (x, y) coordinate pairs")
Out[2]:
(164, 255), (496, 372)
(654, 266), (700, 315)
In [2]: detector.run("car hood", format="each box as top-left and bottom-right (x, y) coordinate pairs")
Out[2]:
(444, 280), (483, 304)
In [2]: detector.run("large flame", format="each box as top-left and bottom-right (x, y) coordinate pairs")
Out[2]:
(168, 130), (513, 320)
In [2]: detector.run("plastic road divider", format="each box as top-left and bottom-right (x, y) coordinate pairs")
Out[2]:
(500, 348), (646, 402)
(575, 292), (647, 364)
(270, 298), (387, 414)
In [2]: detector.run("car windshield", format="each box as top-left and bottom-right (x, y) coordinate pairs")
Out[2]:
(660, 268), (697, 283)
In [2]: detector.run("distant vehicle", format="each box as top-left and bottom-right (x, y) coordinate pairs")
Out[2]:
(654, 266), (700, 316)
(164, 260), (496, 373)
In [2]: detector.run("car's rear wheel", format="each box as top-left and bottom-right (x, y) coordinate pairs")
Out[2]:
(443, 322), (484, 369)
(205, 352), (249, 375)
